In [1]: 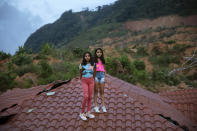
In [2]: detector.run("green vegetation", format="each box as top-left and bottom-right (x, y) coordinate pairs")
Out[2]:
(149, 54), (180, 67)
(11, 46), (33, 66)
(2, 0), (197, 93)
(136, 47), (149, 57)
(0, 71), (17, 92)
(164, 40), (176, 44)
(0, 51), (11, 61)
(106, 55), (150, 86)
(14, 64), (39, 77)
(66, 23), (121, 48)
(24, 0), (197, 52)
(152, 68), (181, 86)
(1, 40), (196, 93)
(0, 45), (80, 92)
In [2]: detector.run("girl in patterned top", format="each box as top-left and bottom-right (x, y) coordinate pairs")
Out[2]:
(94, 48), (107, 113)
(79, 52), (96, 120)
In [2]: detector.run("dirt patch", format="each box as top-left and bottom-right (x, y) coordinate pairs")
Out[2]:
(147, 42), (167, 55)
(176, 27), (197, 33)
(103, 45), (121, 58)
(125, 15), (197, 31)
(102, 37), (113, 44)
(0, 59), (9, 72)
(48, 56), (61, 64)
(184, 46), (196, 56)
(0, 58), (9, 65)
(33, 59), (39, 64)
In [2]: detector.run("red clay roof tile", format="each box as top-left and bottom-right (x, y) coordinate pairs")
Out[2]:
(0, 75), (196, 130)
(159, 88), (197, 125)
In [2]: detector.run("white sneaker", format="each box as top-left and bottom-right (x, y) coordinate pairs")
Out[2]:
(102, 106), (107, 113)
(94, 106), (100, 113)
(86, 111), (95, 118)
(79, 113), (87, 120)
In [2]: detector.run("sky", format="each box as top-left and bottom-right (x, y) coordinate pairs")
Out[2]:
(0, 0), (117, 54)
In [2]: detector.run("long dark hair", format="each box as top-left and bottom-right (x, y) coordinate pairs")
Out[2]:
(81, 52), (94, 66)
(94, 48), (105, 64)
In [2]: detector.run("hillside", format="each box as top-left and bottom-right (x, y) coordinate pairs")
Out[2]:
(1, 14), (197, 94)
(24, 0), (197, 52)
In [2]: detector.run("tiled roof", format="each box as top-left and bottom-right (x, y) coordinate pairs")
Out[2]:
(0, 75), (196, 131)
(159, 89), (197, 125)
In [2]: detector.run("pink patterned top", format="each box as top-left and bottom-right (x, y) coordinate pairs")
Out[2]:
(96, 61), (105, 72)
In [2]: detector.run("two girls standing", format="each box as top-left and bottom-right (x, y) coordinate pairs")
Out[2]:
(79, 48), (107, 120)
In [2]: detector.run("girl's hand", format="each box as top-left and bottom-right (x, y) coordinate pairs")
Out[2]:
(105, 78), (110, 89)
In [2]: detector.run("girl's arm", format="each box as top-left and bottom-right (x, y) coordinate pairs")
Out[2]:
(104, 65), (110, 89)
(93, 67), (96, 79)
(104, 65), (107, 83)
(93, 63), (96, 79)
(79, 64), (82, 80)
(79, 69), (82, 80)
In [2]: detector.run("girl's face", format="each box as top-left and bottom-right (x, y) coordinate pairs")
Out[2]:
(85, 53), (90, 62)
(96, 49), (102, 58)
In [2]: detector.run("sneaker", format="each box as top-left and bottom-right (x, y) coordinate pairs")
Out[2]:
(102, 106), (107, 113)
(86, 111), (95, 118)
(79, 113), (87, 120)
(94, 106), (100, 113)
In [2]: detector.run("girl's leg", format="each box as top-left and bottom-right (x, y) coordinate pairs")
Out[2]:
(81, 78), (89, 113)
(94, 82), (99, 107)
(100, 83), (105, 107)
(87, 78), (94, 112)
(86, 78), (95, 119)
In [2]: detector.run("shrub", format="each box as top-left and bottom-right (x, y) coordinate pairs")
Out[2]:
(0, 71), (17, 92)
(53, 62), (78, 80)
(41, 43), (52, 55)
(6, 62), (15, 71)
(24, 79), (34, 88)
(0, 51), (11, 61)
(38, 60), (53, 78)
(149, 54), (180, 67)
(119, 54), (130, 69)
(137, 47), (148, 56)
(38, 62), (78, 85)
(133, 59), (146, 70)
(172, 44), (191, 53)
(14, 64), (39, 76)
(106, 56), (116, 74)
(164, 40), (176, 44)
(109, 29), (129, 38)
(152, 69), (166, 82)
(11, 53), (33, 66)
(15, 46), (27, 55)
(187, 73), (197, 81)
(165, 75), (181, 86)
(72, 48), (84, 57)
(33, 53), (48, 60)
(132, 70), (150, 86)
(152, 68), (181, 86)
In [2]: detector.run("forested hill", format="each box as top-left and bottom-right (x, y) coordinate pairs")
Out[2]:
(24, 0), (197, 52)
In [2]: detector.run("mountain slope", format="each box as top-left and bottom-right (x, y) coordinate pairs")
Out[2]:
(24, 0), (197, 52)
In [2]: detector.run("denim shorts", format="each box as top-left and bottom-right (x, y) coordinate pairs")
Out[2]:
(95, 72), (105, 83)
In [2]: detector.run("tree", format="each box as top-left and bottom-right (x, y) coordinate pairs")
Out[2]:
(168, 44), (197, 76)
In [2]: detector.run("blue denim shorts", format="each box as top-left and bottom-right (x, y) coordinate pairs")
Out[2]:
(95, 72), (105, 83)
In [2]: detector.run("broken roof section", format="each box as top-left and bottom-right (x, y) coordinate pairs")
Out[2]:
(159, 89), (197, 125)
(0, 75), (196, 131)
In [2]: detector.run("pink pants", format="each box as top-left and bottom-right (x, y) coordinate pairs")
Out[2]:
(81, 77), (94, 113)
